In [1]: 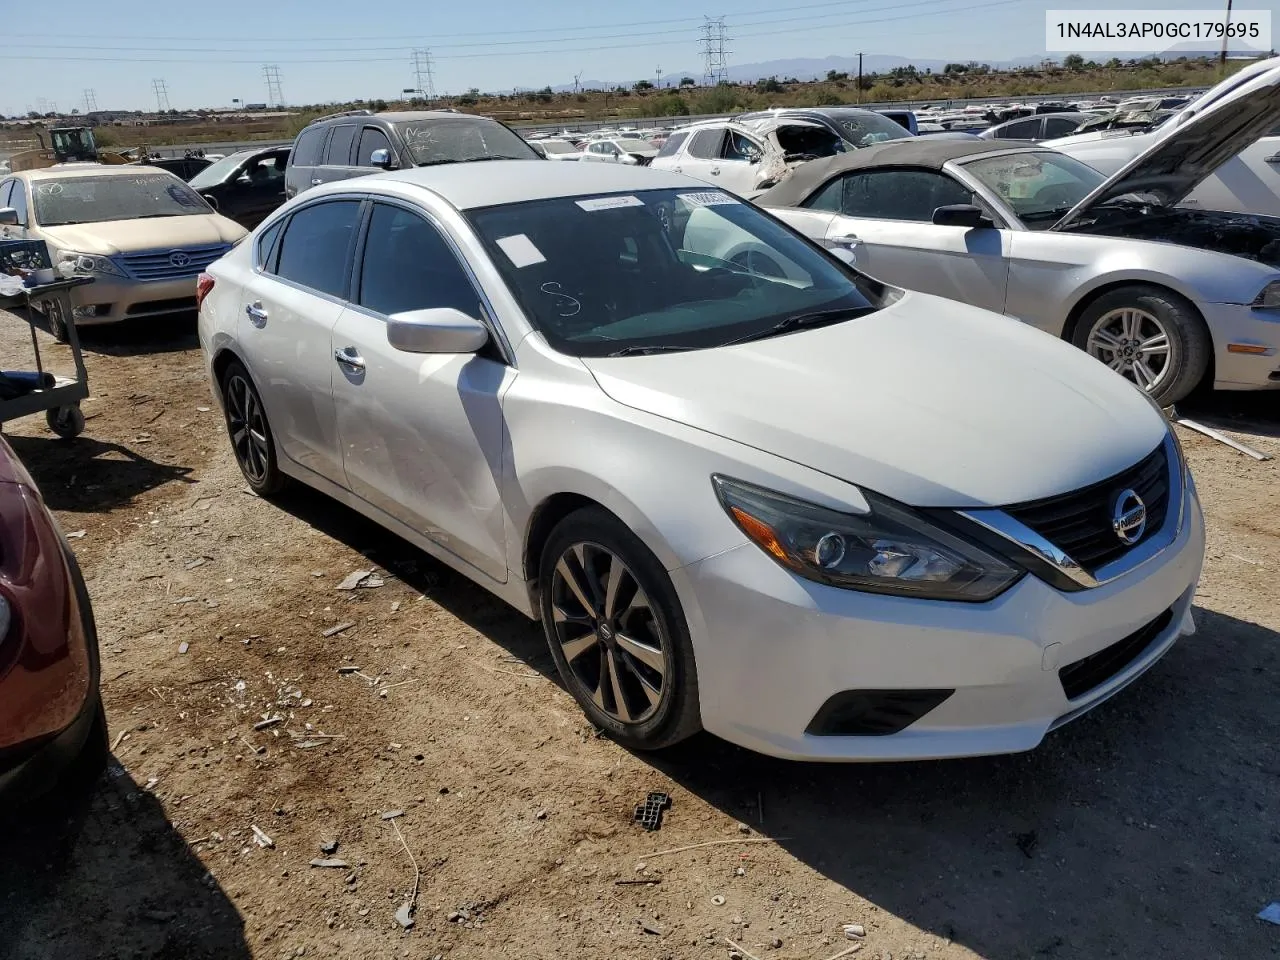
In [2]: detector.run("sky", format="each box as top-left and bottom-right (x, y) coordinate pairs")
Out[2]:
(3, 0), (1250, 115)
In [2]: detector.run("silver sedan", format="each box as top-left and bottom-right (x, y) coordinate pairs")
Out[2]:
(758, 63), (1280, 405)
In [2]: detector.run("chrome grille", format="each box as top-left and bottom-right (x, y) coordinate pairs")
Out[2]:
(1004, 444), (1170, 573)
(120, 244), (230, 281)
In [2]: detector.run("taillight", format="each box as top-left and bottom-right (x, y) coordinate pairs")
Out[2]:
(196, 272), (215, 310)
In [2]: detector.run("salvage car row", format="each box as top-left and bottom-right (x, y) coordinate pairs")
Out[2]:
(2, 60), (1278, 799)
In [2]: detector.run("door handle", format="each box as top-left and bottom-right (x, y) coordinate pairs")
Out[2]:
(709, 168), (720, 175)
(830, 233), (861, 246)
(311, 178), (323, 185)
(334, 347), (365, 371)
(245, 301), (268, 324)
(1265, 154), (1280, 164)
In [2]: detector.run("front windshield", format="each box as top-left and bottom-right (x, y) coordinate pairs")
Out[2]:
(467, 188), (879, 357)
(541, 141), (578, 155)
(961, 151), (1108, 228)
(33, 174), (211, 226)
(393, 119), (537, 166)
(615, 139), (654, 153)
(188, 153), (249, 189)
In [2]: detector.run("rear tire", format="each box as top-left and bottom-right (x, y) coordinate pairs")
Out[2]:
(1071, 284), (1210, 406)
(221, 361), (288, 496)
(538, 507), (701, 750)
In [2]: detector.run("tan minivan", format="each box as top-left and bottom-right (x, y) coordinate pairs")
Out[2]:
(0, 165), (246, 338)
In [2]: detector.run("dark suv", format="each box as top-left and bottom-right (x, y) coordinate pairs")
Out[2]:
(285, 110), (539, 199)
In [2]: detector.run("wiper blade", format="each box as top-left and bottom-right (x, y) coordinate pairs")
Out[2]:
(721, 307), (872, 346)
(606, 344), (693, 357)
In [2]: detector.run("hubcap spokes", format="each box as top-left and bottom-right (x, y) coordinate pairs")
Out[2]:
(550, 542), (665, 725)
(227, 376), (270, 483)
(1087, 308), (1171, 392)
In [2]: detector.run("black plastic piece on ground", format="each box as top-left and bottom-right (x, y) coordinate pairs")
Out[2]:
(633, 791), (672, 831)
(805, 689), (954, 736)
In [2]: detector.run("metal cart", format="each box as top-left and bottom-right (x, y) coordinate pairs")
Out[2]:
(0, 239), (93, 439)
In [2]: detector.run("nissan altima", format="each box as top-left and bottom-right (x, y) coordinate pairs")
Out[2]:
(197, 161), (1204, 761)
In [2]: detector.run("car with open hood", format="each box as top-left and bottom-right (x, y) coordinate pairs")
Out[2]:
(0, 164), (247, 338)
(1046, 57), (1280, 217)
(198, 160), (1203, 762)
(756, 61), (1280, 404)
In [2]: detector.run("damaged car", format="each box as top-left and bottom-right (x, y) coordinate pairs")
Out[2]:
(649, 116), (848, 197)
(754, 61), (1280, 405)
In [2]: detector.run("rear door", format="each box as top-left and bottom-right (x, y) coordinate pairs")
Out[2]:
(285, 125), (327, 198)
(331, 200), (512, 581)
(678, 128), (727, 185)
(819, 167), (1011, 312)
(237, 197), (363, 486)
(311, 124), (359, 189)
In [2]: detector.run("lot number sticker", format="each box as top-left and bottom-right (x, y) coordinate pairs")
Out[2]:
(576, 195), (645, 212)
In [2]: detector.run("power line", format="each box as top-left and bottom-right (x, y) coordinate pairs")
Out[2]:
(151, 78), (170, 112)
(263, 64), (285, 107)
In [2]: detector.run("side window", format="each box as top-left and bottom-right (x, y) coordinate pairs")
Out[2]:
(998, 118), (1040, 139)
(358, 203), (480, 318)
(256, 217), (286, 271)
(656, 131), (688, 158)
(804, 176), (845, 212)
(841, 170), (973, 222)
(324, 125), (358, 166)
(1043, 117), (1081, 138)
(244, 155), (284, 185)
(291, 127), (325, 167)
(686, 129), (724, 160)
(722, 132), (762, 162)
(275, 200), (361, 298)
(357, 127), (392, 167)
(8, 181), (28, 225)
(0, 181), (13, 211)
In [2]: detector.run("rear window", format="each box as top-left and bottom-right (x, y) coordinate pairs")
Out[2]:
(324, 124), (358, 166)
(656, 131), (688, 158)
(275, 200), (361, 297)
(291, 127), (325, 167)
(687, 129), (723, 160)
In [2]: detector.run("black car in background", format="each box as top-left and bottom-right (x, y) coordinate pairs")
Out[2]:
(187, 147), (290, 229)
(144, 156), (213, 181)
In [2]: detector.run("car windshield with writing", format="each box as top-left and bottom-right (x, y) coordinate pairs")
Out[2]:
(34, 175), (212, 226)
(960, 151), (1109, 227)
(468, 188), (879, 358)
(393, 119), (538, 166)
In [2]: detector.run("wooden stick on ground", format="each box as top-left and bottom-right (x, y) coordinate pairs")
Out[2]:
(643, 837), (784, 859)
(724, 938), (763, 960)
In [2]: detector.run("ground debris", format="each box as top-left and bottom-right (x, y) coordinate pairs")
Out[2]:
(254, 716), (284, 731)
(320, 839), (339, 854)
(337, 570), (386, 590)
(381, 809), (404, 820)
(322, 621), (355, 638)
(310, 858), (350, 869)
(251, 825), (274, 849)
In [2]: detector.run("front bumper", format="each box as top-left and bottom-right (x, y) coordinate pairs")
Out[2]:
(670, 476), (1205, 761)
(68, 274), (198, 326)
(1203, 302), (1280, 390)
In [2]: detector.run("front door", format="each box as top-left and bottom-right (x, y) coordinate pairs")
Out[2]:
(237, 198), (363, 486)
(0, 180), (30, 240)
(714, 130), (767, 197)
(331, 200), (511, 581)
(819, 167), (1011, 313)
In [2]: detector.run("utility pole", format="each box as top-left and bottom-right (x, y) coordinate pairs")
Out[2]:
(1219, 0), (1234, 69)
(262, 65), (285, 108)
(152, 79), (170, 113)
(573, 71), (582, 94)
(83, 89), (98, 114)
(857, 52), (864, 103)
(656, 66), (663, 88)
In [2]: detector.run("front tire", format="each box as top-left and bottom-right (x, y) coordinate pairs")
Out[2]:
(538, 508), (701, 750)
(221, 361), (288, 496)
(1072, 285), (1210, 406)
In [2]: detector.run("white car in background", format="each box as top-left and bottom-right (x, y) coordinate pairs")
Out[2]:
(1047, 56), (1280, 217)
(198, 161), (1203, 762)
(580, 138), (659, 165)
(531, 139), (582, 161)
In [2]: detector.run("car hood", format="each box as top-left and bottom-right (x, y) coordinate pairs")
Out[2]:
(37, 214), (245, 256)
(1053, 59), (1280, 229)
(624, 147), (659, 157)
(581, 292), (1167, 508)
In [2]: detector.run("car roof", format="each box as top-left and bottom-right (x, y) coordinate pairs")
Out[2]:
(757, 138), (1040, 206)
(368, 111), (492, 123)
(318, 159), (703, 210)
(20, 163), (183, 181)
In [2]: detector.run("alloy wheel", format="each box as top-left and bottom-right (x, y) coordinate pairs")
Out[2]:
(225, 374), (270, 484)
(1086, 307), (1172, 392)
(549, 542), (667, 725)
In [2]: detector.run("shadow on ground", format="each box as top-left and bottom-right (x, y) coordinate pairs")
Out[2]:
(6, 434), (195, 512)
(0, 766), (249, 960)
(1178, 387), (1280, 440)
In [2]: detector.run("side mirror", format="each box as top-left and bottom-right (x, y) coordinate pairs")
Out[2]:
(370, 148), (395, 170)
(202, 193), (219, 211)
(387, 307), (489, 355)
(931, 203), (993, 228)
(0, 208), (18, 227)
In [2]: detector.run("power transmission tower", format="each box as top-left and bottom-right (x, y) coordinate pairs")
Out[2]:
(83, 89), (99, 113)
(700, 17), (729, 86)
(655, 65), (663, 88)
(152, 79), (170, 113)
(573, 72), (583, 94)
(411, 49), (437, 101)
(262, 65), (285, 108)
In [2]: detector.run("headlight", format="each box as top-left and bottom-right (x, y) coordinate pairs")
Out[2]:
(58, 251), (124, 278)
(713, 475), (1023, 602)
(1252, 280), (1280, 309)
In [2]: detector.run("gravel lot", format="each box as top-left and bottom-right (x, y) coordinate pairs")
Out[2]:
(0, 311), (1277, 960)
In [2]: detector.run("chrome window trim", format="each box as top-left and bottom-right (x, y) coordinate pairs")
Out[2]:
(957, 432), (1185, 590)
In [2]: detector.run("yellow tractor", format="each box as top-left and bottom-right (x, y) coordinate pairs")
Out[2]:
(9, 126), (130, 172)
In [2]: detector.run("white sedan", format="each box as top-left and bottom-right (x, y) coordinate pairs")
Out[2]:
(198, 161), (1204, 761)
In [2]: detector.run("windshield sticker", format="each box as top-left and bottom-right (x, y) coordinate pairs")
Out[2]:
(678, 191), (738, 207)
(496, 233), (546, 268)
(575, 195), (645, 212)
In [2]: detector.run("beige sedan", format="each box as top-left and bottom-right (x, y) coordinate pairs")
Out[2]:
(0, 165), (246, 338)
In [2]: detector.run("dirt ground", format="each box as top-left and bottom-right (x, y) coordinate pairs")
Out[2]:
(0, 310), (1277, 960)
